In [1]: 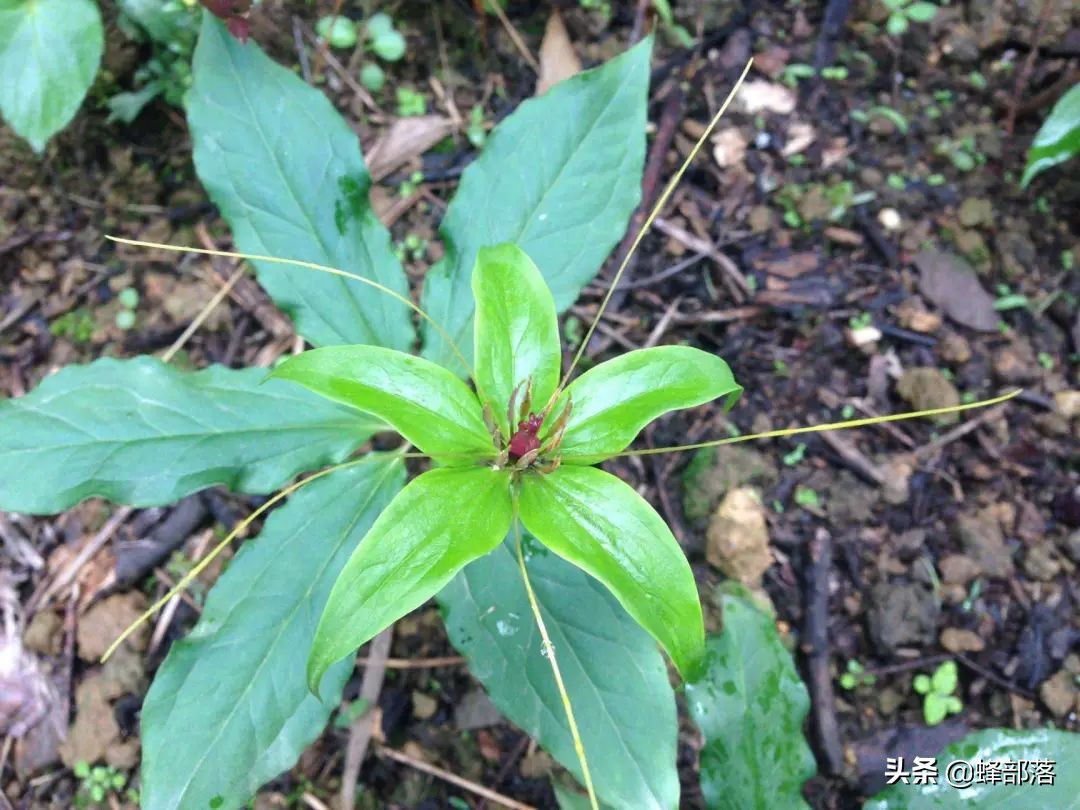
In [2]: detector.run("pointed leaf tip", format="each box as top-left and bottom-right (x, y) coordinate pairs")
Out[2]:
(519, 465), (705, 679)
(472, 243), (561, 432)
(307, 466), (513, 692)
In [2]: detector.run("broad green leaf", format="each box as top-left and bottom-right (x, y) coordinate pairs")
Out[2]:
(118, 0), (198, 47)
(271, 346), (493, 462)
(518, 465), (704, 679)
(141, 457), (404, 810)
(188, 15), (413, 350)
(1022, 82), (1080, 187)
(0, 0), (103, 151)
(309, 466), (513, 691)
(472, 243), (561, 434)
(0, 357), (379, 514)
(555, 345), (741, 464)
(421, 38), (651, 371)
(440, 537), (679, 810)
(685, 592), (816, 810)
(866, 728), (1080, 809)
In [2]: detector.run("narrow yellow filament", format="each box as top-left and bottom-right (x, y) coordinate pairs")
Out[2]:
(562, 389), (1022, 461)
(550, 57), (756, 412)
(513, 511), (598, 810)
(104, 235), (478, 384)
(99, 452), (421, 663)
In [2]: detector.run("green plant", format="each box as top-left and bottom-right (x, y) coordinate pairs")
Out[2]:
(50, 309), (96, 343)
(839, 659), (877, 690)
(396, 85), (426, 116)
(1022, 82), (1080, 186)
(315, 15), (358, 49)
(0, 0), (104, 151)
(467, 103), (487, 148)
(73, 761), (138, 807)
(935, 134), (982, 172)
(993, 284), (1029, 311)
(0, 0), (246, 150)
(108, 0), (202, 124)
(913, 660), (963, 725)
(115, 286), (140, 330)
(882, 0), (938, 36)
(0, 16), (1014, 810)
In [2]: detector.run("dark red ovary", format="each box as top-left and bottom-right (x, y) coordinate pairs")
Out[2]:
(508, 414), (543, 459)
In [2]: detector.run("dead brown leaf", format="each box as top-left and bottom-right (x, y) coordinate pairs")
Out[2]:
(536, 10), (581, 96)
(915, 249), (999, 332)
(365, 116), (454, 183)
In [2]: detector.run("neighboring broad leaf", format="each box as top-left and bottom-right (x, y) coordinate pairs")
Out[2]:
(0, 0), (103, 151)
(272, 346), (493, 462)
(555, 346), (741, 464)
(141, 457), (405, 810)
(685, 592), (816, 810)
(309, 466), (513, 691)
(519, 465), (704, 679)
(472, 243), (561, 434)
(421, 38), (651, 371)
(1022, 82), (1080, 187)
(865, 728), (1080, 809)
(0, 357), (380, 514)
(188, 14), (413, 350)
(118, 0), (198, 47)
(440, 537), (679, 810)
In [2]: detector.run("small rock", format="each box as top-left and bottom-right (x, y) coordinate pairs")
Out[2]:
(106, 739), (140, 770)
(939, 333), (972, 364)
(859, 167), (885, 188)
(943, 23), (980, 63)
(869, 582), (939, 654)
(711, 127), (747, 168)
(954, 230), (989, 267)
(58, 676), (121, 768)
(993, 340), (1039, 385)
(893, 529), (927, 559)
(952, 508), (1014, 578)
(1063, 530), (1080, 564)
(23, 611), (62, 657)
(77, 593), (149, 661)
(958, 197), (993, 228)
(896, 367), (960, 425)
(797, 186), (833, 223)
(682, 447), (775, 523)
(881, 457), (913, 505)
(939, 554), (981, 586)
(519, 749), (555, 780)
(735, 79), (796, 114)
(705, 487), (773, 586)
(896, 299), (942, 334)
(878, 207), (902, 231)
(997, 229), (1037, 279)
(940, 628), (985, 653)
(828, 472), (879, 524)
(1023, 543), (1061, 582)
(454, 689), (502, 730)
(747, 205), (774, 234)
(876, 687), (904, 716)
(1054, 391), (1080, 419)
(411, 691), (438, 721)
(1039, 669), (1079, 719)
